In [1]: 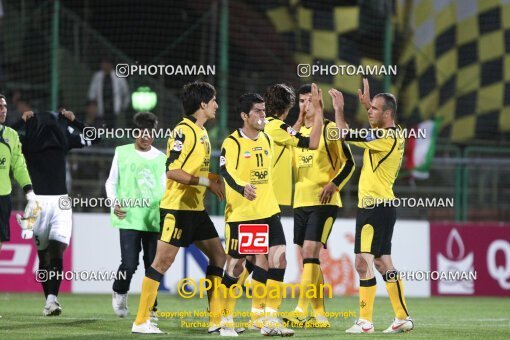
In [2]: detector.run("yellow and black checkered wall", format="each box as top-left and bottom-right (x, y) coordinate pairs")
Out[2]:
(260, 0), (510, 142)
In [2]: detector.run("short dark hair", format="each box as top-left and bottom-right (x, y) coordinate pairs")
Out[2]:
(237, 93), (264, 115)
(297, 84), (312, 96)
(182, 81), (216, 116)
(264, 83), (295, 117)
(0, 94), (6, 101)
(133, 112), (158, 129)
(374, 93), (397, 118)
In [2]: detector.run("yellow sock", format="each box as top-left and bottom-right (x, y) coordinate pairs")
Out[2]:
(265, 279), (283, 317)
(207, 274), (223, 325)
(251, 278), (266, 320)
(135, 276), (160, 325)
(221, 273), (239, 318)
(385, 274), (409, 320)
(311, 266), (325, 316)
(296, 260), (320, 314)
(222, 284), (239, 317)
(359, 277), (376, 322)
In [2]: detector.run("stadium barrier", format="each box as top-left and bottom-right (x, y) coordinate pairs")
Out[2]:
(1, 213), (508, 297)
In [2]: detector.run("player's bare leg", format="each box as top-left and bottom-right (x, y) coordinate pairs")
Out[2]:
(237, 255), (255, 288)
(151, 240), (179, 273)
(194, 237), (227, 332)
(346, 253), (375, 333)
(374, 255), (413, 333)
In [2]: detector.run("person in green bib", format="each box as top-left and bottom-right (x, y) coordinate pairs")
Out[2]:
(105, 112), (166, 319)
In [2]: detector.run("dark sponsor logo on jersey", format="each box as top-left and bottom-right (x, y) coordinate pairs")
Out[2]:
(297, 154), (313, 168)
(173, 140), (183, 151)
(250, 170), (269, 184)
(365, 131), (377, 142)
(0, 157), (5, 168)
(252, 147), (262, 151)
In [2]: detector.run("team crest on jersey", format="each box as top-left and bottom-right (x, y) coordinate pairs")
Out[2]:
(199, 135), (208, 144)
(287, 126), (297, 136)
(173, 140), (183, 151)
(365, 131), (376, 142)
(264, 150), (269, 156)
(243, 151), (251, 158)
(220, 156), (226, 167)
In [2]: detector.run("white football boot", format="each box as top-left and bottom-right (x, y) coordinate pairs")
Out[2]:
(345, 319), (374, 333)
(383, 317), (414, 333)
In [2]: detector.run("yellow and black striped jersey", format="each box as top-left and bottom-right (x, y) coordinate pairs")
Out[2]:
(345, 126), (405, 207)
(293, 120), (355, 208)
(160, 116), (211, 211)
(264, 116), (310, 206)
(220, 129), (280, 222)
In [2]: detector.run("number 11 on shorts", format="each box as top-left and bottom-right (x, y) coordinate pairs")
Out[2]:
(238, 224), (269, 255)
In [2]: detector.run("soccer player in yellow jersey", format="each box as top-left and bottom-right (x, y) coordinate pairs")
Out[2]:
(283, 85), (355, 328)
(232, 84), (325, 330)
(220, 93), (298, 337)
(132, 81), (227, 334)
(263, 83), (323, 206)
(332, 79), (413, 334)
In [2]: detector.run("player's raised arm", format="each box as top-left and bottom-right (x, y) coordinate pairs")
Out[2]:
(60, 108), (98, 148)
(329, 88), (347, 131)
(308, 83), (324, 150)
(292, 93), (308, 132)
(358, 77), (371, 111)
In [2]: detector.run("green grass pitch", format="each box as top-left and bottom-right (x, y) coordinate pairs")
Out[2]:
(1, 293), (509, 339)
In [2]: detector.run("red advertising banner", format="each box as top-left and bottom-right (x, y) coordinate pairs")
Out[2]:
(0, 212), (72, 292)
(430, 222), (510, 296)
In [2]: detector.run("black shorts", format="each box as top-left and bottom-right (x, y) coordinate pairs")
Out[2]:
(225, 214), (286, 258)
(293, 205), (338, 247)
(354, 206), (396, 257)
(0, 195), (12, 242)
(159, 209), (219, 248)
